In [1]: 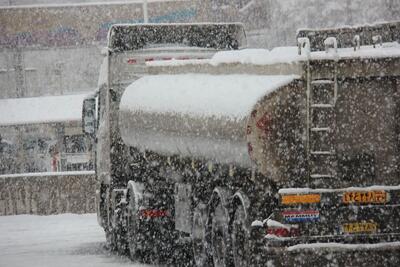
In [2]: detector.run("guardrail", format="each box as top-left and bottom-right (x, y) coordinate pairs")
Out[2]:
(0, 171), (95, 216)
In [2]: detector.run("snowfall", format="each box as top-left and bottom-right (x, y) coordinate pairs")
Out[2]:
(0, 214), (152, 267)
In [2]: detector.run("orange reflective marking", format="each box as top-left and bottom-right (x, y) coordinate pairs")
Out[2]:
(281, 194), (321, 205)
(342, 191), (389, 204)
(342, 222), (378, 234)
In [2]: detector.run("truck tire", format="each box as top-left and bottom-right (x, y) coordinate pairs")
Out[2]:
(207, 187), (233, 267)
(115, 201), (128, 254)
(231, 192), (251, 267)
(192, 202), (211, 266)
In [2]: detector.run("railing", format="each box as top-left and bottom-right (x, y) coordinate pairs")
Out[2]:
(0, 171), (95, 215)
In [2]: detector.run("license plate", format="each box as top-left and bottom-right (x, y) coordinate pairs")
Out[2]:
(342, 191), (389, 204)
(341, 222), (378, 234)
(282, 210), (320, 223)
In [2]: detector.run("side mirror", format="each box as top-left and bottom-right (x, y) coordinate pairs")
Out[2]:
(82, 97), (96, 137)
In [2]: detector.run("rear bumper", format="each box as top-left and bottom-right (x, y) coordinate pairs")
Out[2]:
(271, 244), (400, 266)
(262, 235), (400, 266)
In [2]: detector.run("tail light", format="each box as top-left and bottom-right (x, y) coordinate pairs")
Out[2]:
(139, 209), (169, 218)
(267, 227), (300, 237)
(265, 219), (300, 238)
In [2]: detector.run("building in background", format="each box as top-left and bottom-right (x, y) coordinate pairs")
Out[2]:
(0, 0), (196, 174)
(198, 0), (400, 48)
(0, 0), (196, 99)
(0, 94), (92, 174)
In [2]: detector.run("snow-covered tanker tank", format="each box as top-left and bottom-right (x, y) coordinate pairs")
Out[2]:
(83, 22), (400, 266)
(118, 74), (299, 172)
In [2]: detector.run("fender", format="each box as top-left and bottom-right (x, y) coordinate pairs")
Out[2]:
(232, 191), (250, 219)
(209, 187), (232, 211)
(126, 181), (144, 212)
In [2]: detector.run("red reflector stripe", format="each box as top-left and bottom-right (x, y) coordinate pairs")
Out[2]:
(139, 209), (168, 218)
(127, 59), (137, 64)
(256, 113), (272, 137)
(129, 57), (208, 65)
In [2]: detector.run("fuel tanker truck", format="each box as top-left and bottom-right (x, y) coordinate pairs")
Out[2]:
(82, 22), (400, 266)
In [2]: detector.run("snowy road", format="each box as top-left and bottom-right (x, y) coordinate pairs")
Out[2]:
(0, 214), (152, 267)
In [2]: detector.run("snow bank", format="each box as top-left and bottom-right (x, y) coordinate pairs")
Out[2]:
(0, 93), (90, 126)
(120, 74), (298, 121)
(0, 214), (148, 267)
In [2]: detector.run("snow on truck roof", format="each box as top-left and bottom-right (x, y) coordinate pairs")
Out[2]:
(120, 74), (299, 121)
(146, 43), (400, 67)
(0, 93), (90, 126)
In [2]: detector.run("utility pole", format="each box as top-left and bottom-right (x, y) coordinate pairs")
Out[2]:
(143, 0), (148, 23)
(13, 48), (25, 98)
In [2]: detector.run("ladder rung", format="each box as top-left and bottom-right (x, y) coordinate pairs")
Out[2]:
(311, 151), (335, 155)
(311, 127), (331, 132)
(311, 103), (334, 108)
(310, 174), (335, 179)
(311, 80), (334, 85)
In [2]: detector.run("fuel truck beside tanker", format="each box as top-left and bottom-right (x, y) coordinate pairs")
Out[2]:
(82, 22), (400, 266)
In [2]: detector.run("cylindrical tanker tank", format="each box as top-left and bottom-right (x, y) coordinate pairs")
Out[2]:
(119, 74), (300, 181)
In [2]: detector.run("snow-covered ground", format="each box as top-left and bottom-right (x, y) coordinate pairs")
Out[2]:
(0, 214), (151, 267)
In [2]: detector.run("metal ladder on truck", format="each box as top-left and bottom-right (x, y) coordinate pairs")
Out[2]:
(299, 37), (339, 186)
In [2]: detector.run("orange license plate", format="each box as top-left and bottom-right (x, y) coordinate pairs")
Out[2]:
(342, 191), (389, 204)
(342, 222), (378, 234)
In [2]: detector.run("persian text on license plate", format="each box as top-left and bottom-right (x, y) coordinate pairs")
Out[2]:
(342, 191), (389, 204)
(342, 222), (378, 234)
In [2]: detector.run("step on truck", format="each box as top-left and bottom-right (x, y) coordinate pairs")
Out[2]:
(82, 21), (400, 266)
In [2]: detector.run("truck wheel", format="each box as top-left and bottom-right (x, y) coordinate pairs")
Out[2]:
(192, 203), (210, 266)
(115, 201), (128, 254)
(105, 228), (117, 251)
(231, 194), (250, 267)
(208, 188), (233, 267)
